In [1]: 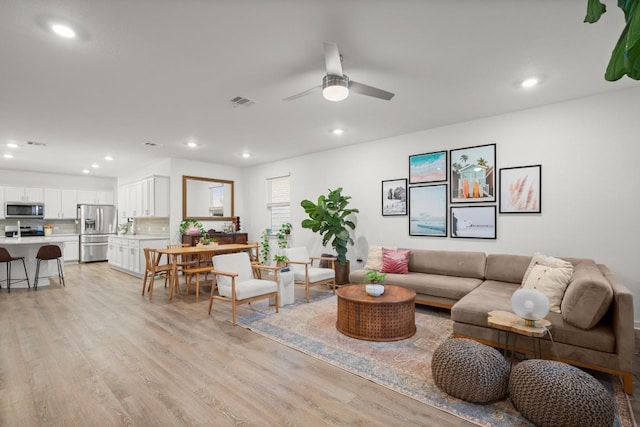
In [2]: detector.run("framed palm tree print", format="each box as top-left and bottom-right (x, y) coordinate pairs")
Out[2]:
(450, 144), (496, 203)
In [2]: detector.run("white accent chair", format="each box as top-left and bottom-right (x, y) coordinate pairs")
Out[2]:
(208, 252), (280, 325)
(283, 247), (336, 303)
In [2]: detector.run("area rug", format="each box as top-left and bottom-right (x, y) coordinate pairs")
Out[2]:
(238, 295), (633, 427)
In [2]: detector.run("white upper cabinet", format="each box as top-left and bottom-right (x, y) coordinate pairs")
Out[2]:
(118, 176), (169, 219)
(44, 188), (77, 219)
(77, 190), (114, 205)
(5, 186), (44, 203)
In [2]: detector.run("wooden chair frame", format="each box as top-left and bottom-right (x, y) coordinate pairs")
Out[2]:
(286, 256), (336, 303)
(142, 248), (173, 299)
(208, 264), (280, 325)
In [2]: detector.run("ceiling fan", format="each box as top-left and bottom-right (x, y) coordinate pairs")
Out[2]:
(283, 42), (395, 102)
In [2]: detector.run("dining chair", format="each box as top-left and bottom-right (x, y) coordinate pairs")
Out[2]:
(166, 243), (198, 291)
(209, 251), (280, 325)
(0, 247), (30, 292)
(34, 245), (64, 290)
(142, 248), (172, 299)
(283, 246), (336, 303)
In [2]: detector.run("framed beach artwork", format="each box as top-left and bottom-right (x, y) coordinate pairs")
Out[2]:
(409, 184), (447, 237)
(499, 165), (541, 213)
(409, 151), (447, 184)
(450, 144), (496, 203)
(382, 178), (407, 216)
(450, 206), (496, 239)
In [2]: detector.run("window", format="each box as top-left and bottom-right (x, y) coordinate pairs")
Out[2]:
(267, 174), (290, 231)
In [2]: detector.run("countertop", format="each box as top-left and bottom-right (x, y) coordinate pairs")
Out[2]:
(0, 236), (69, 245)
(110, 234), (170, 240)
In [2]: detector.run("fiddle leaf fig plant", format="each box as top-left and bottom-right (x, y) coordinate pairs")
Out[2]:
(300, 187), (359, 265)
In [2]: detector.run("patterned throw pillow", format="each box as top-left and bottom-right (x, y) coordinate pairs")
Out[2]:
(380, 248), (411, 274)
(364, 245), (397, 271)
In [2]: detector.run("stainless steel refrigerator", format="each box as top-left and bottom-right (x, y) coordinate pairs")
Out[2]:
(77, 204), (117, 263)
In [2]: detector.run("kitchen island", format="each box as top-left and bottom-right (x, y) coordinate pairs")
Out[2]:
(0, 237), (68, 289)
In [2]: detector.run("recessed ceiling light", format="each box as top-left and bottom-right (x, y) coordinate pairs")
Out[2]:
(521, 77), (539, 88)
(187, 142), (198, 148)
(3, 154), (14, 159)
(91, 163), (99, 168)
(242, 152), (251, 158)
(51, 23), (76, 39)
(82, 169), (90, 174)
(7, 142), (18, 148)
(332, 128), (345, 135)
(104, 155), (113, 161)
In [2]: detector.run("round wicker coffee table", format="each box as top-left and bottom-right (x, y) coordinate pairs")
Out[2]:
(336, 284), (416, 341)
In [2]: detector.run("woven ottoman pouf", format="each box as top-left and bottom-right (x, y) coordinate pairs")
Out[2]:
(431, 337), (510, 403)
(509, 359), (614, 427)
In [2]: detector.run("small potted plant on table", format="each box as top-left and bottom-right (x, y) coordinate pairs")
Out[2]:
(362, 270), (386, 296)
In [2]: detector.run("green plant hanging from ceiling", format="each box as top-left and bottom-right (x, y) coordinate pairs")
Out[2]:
(584, 0), (640, 81)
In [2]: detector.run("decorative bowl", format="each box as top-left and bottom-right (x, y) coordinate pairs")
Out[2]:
(365, 284), (385, 296)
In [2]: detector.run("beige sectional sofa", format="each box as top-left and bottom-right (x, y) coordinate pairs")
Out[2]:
(349, 248), (635, 394)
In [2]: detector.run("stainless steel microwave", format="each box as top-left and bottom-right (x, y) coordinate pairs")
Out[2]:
(5, 202), (45, 219)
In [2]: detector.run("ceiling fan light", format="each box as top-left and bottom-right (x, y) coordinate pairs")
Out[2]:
(322, 75), (349, 102)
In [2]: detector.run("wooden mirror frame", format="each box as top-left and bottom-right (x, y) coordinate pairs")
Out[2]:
(182, 175), (235, 221)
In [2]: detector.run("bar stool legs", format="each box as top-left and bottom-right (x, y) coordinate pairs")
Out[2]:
(34, 245), (65, 290)
(0, 248), (30, 293)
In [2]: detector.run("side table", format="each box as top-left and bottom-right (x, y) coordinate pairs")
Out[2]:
(270, 270), (295, 307)
(487, 310), (552, 359)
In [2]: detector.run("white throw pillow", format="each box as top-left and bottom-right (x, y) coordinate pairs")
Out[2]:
(523, 252), (573, 284)
(364, 246), (396, 271)
(522, 264), (573, 313)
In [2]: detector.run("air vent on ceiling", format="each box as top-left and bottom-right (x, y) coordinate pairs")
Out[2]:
(229, 96), (256, 107)
(27, 141), (47, 146)
(144, 142), (163, 147)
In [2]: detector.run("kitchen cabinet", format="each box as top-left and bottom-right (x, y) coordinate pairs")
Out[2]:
(77, 190), (114, 205)
(117, 184), (130, 219)
(118, 176), (169, 219)
(44, 188), (77, 219)
(108, 236), (169, 277)
(58, 235), (80, 262)
(5, 186), (44, 203)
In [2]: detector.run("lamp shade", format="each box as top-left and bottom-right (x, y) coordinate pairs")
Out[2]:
(511, 288), (550, 327)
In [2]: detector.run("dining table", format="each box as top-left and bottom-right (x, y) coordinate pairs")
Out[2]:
(155, 243), (257, 300)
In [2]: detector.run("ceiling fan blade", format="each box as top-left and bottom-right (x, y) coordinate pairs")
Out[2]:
(282, 85), (322, 101)
(324, 41), (343, 77)
(349, 81), (395, 101)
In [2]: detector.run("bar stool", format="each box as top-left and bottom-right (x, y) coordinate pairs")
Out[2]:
(0, 247), (30, 293)
(34, 245), (65, 290)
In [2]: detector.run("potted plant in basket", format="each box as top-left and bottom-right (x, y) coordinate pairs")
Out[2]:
(301, 187), (359, 284)
(273, 254), (289, 268)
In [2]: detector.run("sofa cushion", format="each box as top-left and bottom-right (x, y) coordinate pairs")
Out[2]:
(364, 245), (397, 271)
(484, 254), (531, 283)
(522, 264), (572, 313)
(452, 280), (615, 353)
(404, 249), (486, 279)
(380, 248), (410, 274)
(523, 252), (573, 284)
(382, 272), (483, 301)
(561, 261), (613, 330)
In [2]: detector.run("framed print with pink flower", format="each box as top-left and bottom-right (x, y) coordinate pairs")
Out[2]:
(499, 165), (541, 213)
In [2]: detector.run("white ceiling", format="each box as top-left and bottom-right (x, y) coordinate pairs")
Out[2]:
(1, 0), (638, 178)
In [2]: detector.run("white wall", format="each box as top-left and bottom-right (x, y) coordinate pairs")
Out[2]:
(168, 158), (244, 243)
(242, 87), (640, 323)
(0, 169), (116, 191)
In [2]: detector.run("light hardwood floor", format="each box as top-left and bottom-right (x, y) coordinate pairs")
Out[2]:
(1, 263), (636, 426)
